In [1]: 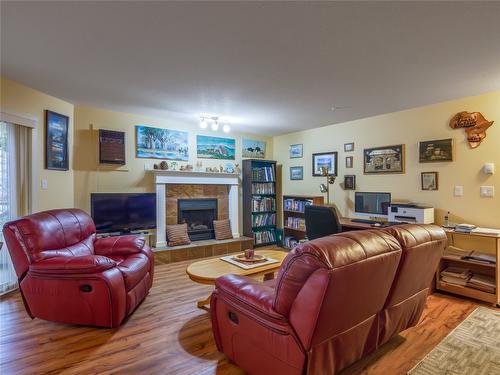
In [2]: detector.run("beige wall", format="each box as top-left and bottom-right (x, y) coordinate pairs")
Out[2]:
(73, 105), (273, 233)
(273, 91), (500, 228)
(0, 77), (74, 212)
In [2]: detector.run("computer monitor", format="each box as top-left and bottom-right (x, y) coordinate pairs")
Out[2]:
(354, 192), (391, 219)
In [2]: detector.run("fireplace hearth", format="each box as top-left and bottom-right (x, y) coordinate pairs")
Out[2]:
(178, 198), (218, 241)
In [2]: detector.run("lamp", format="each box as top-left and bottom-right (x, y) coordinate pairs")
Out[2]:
(319, 166), (336, 204)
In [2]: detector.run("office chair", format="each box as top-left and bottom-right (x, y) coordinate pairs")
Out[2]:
(304, 205), (342, 240)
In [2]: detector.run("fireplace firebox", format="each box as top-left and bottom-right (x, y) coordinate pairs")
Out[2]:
(178, 198), (218, 241)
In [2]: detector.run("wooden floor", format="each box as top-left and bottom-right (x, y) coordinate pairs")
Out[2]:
(0, 258), (482, 375)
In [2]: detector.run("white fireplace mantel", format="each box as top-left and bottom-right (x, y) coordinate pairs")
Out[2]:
(151, 170), (240, 247)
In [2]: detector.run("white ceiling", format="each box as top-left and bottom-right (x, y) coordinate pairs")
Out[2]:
(2, 1), (500, 135)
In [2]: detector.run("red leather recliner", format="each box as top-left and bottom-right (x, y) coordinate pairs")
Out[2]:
(2, 208), (154, 327)
(210, 224), (447, 374)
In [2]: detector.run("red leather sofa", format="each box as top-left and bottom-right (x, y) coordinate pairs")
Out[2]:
(210, 224), (447, 374)
(2, 208), (154, 327)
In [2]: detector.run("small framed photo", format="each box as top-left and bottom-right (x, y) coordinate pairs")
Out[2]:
(344, 142), (354, 152)
(290, 166), (304, 180)
(45, 110), (69, 171)
(289, 144), (303, 158)
(421, 172), (438, 190)
(344, 175), (356, 190)
(419, 138), (454, 163)
(345, 156), (353, 168)
(312, 152), (338, 176)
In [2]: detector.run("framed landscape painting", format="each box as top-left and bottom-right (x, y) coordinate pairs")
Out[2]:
(45, 110), (69, 170)
(363, 144), (405, 174)
(419, 138), (454, 163)
(312, 152), (338, 176)
(136, 125), (188, 160)
(242, 138), (266, 158)
(197, 135), (236, 160)
(289, 144), (303, 158)
(290, 166), (303, 180)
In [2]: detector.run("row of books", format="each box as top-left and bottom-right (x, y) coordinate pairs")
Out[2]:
(252, 182), (275, 195)
(440, 266), (496, 294)
(252, 213), (276, 227)
(252, 166), (275, 182)
(285, 217), (306, 231)
(252, 197), (276, 212)
(284, 198), (313, 213)
(254, 230), (276, 245)
(283, 236), (299, 249)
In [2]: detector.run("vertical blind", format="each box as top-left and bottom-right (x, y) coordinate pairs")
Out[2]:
(0, 121), (32, 295)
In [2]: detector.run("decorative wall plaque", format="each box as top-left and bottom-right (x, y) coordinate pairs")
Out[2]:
(99, 129), (126, 164)
(449, 111), (494, 149)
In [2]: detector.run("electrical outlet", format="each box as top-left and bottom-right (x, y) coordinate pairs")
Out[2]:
(41, 179), (48, 190)
(454, 185), (463, 197)
(480, 186), (494, 197)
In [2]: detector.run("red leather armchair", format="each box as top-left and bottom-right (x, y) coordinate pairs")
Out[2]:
(211, 224), (447, 374)
(2, 208), (154, 327)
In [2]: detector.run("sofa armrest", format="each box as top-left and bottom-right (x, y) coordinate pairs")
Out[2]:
(29, 255), (116, 275)
(215, 274), (283, 320)
(94, 235), (146, 256)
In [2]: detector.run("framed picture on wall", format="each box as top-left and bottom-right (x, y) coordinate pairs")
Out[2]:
(344, 142), (354, 152)
(136, 125), (189, 160)
(289, 144), (303, 158)
(345, 156), (353, 168)
(312, 152), (338, 176)
(45, 110), (69, 171)
(363, 144), (405, 174)
(421, 172), (438, 190)
(290, 166), (303, 180)
(419, 138), (454, 163)
(242, 138), (266, 158)
(344, 175), (356, 190)
(99, 129), (126, 165)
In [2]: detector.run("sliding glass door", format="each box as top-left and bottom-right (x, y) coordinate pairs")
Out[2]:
(0, 121), (19, 294)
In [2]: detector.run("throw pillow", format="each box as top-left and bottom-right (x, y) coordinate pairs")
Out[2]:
(166, 223), (191, 246)
(213, 219), (233, 240)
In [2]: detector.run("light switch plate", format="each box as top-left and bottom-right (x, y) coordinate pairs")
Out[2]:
(480, 186), (494, 197)
(483, 163), (495, 175)
(454, 185), (463, 197)
(41, 179), (48, 190)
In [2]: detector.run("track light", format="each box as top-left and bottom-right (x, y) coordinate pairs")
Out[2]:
(222, 124), (230, 133)
(199, 118), (207, 129)
(211, 120), (219, 131)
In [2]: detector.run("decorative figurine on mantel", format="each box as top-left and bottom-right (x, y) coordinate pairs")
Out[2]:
(449, 111), (494, 148)
(195, 161), (203, 172)
(169, 161), (178, 170)
(224, 163), (235, 173)
(159, 161), (169, 170)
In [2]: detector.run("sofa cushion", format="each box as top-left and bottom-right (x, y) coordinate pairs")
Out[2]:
(213, 219), (233, 240)
(116, 253), (150, 290)
(167, 223), (191, 246)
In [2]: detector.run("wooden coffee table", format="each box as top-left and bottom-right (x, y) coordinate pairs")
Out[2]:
(186, 250), (287, 308)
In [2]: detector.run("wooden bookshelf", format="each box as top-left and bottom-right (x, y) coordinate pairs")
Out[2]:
(242, 159), (278, 247)
(282, 195), (324, 249)
(436, 229), (499, 307)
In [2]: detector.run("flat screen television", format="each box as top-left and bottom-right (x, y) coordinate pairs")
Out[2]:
(91, 193), (156, 233)
(354, 192), (391, 219)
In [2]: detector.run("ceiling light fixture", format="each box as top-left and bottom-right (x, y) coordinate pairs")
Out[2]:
(199, 115), (231, 133)
(211, 120), (219, 131)
(199, 118), (207, 129)
(222, 124), (230, 133)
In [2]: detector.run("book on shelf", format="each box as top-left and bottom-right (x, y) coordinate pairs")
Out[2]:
(286, 217), (306, 231)
(443, 246), (472, 259)
(284, 198), (314, 213)
(471, 227), (500, 236)
(443, 246), (496, 265)
(440, 266), (472, 287)
(463, 251), (496, 264)
(252, 213), (276, 227)
(454, 224), (477, 233)
(283, 236), (299, 249)
(252, 197), (276, 212)
(252, 182), (275, 195)
(252, 166), (275, 182)
(254, 229), (276, 245)
(467, 274), (496, 293)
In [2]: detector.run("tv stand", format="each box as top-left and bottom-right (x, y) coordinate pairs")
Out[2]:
(96, 229), (155, 247)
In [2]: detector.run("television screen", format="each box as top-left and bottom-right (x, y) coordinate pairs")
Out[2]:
(355, 192), (391, 216)
(91, 193), (156, 233)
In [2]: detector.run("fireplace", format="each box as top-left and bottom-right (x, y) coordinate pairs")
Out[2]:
(178, 198), (218, 241)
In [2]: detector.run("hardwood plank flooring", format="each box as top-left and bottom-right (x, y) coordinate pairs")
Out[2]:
(0, 258), (482, 375)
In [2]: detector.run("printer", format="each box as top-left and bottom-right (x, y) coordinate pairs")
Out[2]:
(388, 203), (434, 224)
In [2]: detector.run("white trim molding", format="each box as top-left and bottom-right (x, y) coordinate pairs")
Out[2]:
(151, 170), (240, 247)
(0, 111), (37, 128)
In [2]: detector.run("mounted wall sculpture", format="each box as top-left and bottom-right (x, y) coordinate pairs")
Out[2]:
(449, 111), (494, 149)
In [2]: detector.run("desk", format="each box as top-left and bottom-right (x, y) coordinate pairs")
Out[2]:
(340, 218), (383, 231)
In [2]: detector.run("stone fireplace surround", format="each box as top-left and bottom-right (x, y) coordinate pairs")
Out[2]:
(153, 170), (239, 247)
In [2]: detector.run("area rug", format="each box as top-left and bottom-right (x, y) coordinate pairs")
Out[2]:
(408, 307), (500, 375)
